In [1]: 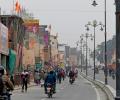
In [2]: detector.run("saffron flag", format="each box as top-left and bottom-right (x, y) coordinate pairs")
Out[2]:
(15, 0), (21, 13)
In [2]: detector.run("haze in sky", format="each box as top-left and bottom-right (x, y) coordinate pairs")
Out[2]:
(0, 0), (116, 48)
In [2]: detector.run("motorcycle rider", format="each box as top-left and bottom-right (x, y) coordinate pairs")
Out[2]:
(68, 70), (75, 83)
(44, 69), (56, 94)
(0, 66), (14, 100)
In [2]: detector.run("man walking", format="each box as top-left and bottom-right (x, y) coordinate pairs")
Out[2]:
(21, 70), (29, 92)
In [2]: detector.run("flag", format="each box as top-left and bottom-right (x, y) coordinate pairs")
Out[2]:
(15, 0), (21, 13)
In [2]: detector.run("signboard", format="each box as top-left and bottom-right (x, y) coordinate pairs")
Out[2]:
(44, 32), (49, 47)
(29, 37), (36, 49)
(24, 19), (39, 34)
(0, 23), (8, 55)
(23, 49), (35, 67)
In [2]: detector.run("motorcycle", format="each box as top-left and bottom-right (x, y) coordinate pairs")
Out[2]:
(69, 77), (75, 84)
(0, 95), (8, 100)
(0, 92), (12, 100)
(46, 84), (53, 98)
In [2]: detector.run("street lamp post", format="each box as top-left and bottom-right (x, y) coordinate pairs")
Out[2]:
(77, 37), (84, 72)
(115, 0), (120, 99)
(81, 42), (86, 71)
(82, 43), (86, 71)
(80, 37), (83, 72)
(81, 33), (93, 76)
(88, 48), (91, 68)
(92, 0), (108, 84)
(85, 20), (104, 80)
(104, 0), (108, 85)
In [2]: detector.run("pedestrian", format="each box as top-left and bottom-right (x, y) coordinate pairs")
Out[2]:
(10, 75), (14, 86)
(34, 70), (40, 85)
(111, 70), (115, 80)
(69, 70), (75, 80)
(109, 68), (112, 76)
(57, 69), (62, 84)
(21, 70), (29, 92)
(0, 66), (14, 100)
(61, 69), (65, 81)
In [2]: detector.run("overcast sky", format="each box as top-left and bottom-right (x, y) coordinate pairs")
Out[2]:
(0, 0), (116, 49)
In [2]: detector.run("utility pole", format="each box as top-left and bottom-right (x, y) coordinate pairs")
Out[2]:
(115, 0), (120, 99)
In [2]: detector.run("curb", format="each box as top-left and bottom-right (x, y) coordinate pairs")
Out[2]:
(80, 72), (115, 100)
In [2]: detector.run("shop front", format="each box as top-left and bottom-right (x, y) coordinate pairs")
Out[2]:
(0, 23), (9, 69)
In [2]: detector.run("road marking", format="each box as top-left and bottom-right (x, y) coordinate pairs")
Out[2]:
(78, 73), (101, 100)
(91, 84), (101, 100)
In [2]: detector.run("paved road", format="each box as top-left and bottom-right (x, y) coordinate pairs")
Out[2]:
(12, 76), (101, 100)
(83, 68), (116, 89)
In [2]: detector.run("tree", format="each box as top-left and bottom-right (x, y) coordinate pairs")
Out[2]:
(91, 35), (116, 64)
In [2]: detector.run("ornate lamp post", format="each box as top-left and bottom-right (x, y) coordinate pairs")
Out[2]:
(88, 48), (91, 68)
(85, 20), (104, 80)
(81, 33), (93, 76)
(76, 37), (84, 72)
(80, 37), (84, 72)
(91, 0), (108, 85)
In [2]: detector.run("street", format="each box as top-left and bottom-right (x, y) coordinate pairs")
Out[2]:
(0, 0), (118, 99)
(87, 68), (116, 89)
(11, 75), (105, 100)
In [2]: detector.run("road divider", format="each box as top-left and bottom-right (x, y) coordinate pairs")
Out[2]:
(80, 72), (115, 100)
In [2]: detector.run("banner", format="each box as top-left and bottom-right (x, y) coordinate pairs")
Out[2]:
(29, 37), (36, 49)
(24, 19), (39, 34)
(0, 23), (8, 55)
(44, 33), (49, 47)
(23, 49), (35, 66)
(9, 49), (16, 75)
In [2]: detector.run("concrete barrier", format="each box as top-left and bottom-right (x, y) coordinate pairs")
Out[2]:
(80, 72), (115, 100)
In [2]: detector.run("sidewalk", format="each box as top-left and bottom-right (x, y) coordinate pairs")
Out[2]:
(80, 69), (115, 99)
(87, 69), (116, 89)
(14, 81), (36, 90)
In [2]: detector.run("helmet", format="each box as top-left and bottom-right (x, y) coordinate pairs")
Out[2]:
(50, 70), (54, 74)
(0, 66), (4, 75)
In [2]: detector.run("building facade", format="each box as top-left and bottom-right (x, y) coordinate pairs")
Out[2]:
(1, 15), (25, 74)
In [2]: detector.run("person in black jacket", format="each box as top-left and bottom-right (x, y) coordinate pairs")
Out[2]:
(44, 70), (56, 94)
(69, 70), (75, 82)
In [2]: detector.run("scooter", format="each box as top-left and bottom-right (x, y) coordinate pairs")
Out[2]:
(0, 92), (12, 100)
(0, 95), (8, 100)
(46, 84), (53, 98)
(69, 77), (75, 84)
